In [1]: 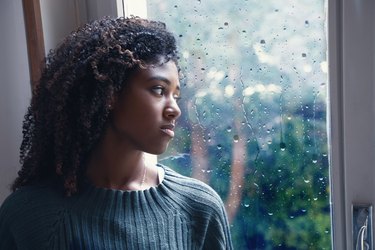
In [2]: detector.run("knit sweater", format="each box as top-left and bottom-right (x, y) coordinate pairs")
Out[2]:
(0, 166), (233, 250)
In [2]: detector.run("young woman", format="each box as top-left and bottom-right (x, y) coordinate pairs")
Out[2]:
(0, 17), (232, 249)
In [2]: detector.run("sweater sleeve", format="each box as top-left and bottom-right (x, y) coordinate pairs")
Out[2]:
(202, 199), (233, 250)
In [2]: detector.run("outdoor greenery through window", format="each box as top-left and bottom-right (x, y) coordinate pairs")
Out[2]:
(147, 0), (331, 249)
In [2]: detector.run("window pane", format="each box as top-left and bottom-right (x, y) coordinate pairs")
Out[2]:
(147, 0), (331, 249)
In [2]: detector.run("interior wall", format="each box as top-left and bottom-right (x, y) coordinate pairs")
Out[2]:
(40, 0), (85, 54)
(0, 0), (31, 203)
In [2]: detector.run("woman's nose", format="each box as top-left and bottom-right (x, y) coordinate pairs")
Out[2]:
(164, 98), (181, 120)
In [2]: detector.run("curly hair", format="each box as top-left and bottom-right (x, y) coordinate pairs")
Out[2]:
(12, 17), (179, 196)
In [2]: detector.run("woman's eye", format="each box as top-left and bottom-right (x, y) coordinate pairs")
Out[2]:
(174, 95), (182, 102)
(152, 86), (164, 96)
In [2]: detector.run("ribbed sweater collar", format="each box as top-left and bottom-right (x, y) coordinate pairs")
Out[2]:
(69, 165), (175, 214)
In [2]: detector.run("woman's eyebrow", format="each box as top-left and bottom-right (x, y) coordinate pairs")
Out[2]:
(147, 76), (180, 90)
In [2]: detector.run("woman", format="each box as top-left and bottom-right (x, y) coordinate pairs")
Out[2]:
(0, 17), (232, 249)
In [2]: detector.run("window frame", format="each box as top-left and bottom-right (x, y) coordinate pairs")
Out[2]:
(122, 0), (351, 248)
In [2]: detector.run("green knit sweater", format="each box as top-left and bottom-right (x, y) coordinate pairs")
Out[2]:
(0, 166), (232, 249)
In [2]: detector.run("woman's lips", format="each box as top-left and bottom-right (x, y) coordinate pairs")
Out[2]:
(161, 128), (175, 137)
(161, 124), (175, 137)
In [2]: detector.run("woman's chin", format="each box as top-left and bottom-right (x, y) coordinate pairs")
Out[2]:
(145, 143), (169, 156)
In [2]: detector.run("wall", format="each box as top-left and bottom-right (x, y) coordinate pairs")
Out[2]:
(0, 0), (31, 203)
(40, 0), (121, 54)
(40, 0), (83, 54)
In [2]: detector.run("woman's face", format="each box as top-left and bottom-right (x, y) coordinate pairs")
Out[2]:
(110, 60), (181, 154)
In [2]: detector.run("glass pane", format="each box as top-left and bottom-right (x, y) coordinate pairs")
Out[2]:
(147, 0), (330, 249)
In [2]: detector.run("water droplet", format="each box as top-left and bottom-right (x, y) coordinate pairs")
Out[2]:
(313, 197), (318, 201)
(224, 22), (229, 26)
(217, 144), (222, 150)
(302, 53), (307, 58)
(260, 39), (266, 44)
(312, 154), (318, 164)
(303, 178), (310, 183)
(226, 126), (232, 132)
(301, 209), (307, 213)
(233, 135), (239, 142)
(268, 212), (274, 216)
(244, 204), (250, 208)
(280, 142), (286, 151)
(305, 20), (309, 27)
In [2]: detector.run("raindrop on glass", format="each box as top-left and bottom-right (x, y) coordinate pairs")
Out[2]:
(312, 154), (318, 164)
(233, 135), (239, 142)
(303, 178), (310, 184)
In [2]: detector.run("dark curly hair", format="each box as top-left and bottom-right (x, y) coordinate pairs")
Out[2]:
(12, 17), (179, 196)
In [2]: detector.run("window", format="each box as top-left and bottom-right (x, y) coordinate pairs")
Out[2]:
(126, 0), (331, 248)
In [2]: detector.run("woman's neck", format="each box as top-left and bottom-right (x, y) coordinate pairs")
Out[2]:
(86, 126), (158, 190)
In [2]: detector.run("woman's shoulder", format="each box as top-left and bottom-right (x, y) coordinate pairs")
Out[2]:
(160, 164), (225, 211)
(0, 183), (64, 221)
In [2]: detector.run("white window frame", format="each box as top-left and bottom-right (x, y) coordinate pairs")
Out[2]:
(329, 0), (375, 248)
